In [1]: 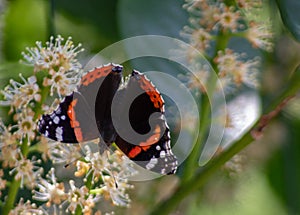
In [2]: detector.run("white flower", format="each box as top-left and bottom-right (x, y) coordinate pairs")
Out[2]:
(21, 35), (84, 97)
(8, 198), (44, 215)
(0, 145), (19, 168)
(224, 154), (246, 177)
(33, 168), (67, 207)
(84, 149), (112, 183)
(214, 49), (260, 91)
(9, 153), (43, 189)
(43, 67), (80, 97)
(0, 120), (17, 148)
(246, 21), (273, 52)
(66, 180), (99, 214)
(101, 174), (133, 207)
(214, 5), (241, 32)
(48, 142), (81, 165)
(0, 74), (40, 111)
(180, 63), (210, 94)
(13, 108), (37, 142)
(83, 146), (137, 182)
(22, 35), (84, 73)
(76, 146), (136, 207)
(182, 27), (212, 53)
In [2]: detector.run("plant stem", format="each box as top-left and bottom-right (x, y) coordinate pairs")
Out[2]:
(149, 66), (300, 215)
(33, 85), (50, 121)
(150, 131), (253, 215)
(2, 80), (50, 214)
(182, 31), (230, 182)
(75, 205), (83, 215)
(2, 179), (21, 215)
(181, 89), (211, 183)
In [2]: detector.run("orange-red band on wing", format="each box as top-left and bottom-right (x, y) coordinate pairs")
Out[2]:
(128, 145), (153, 158)
(128, 146), (142, 158)
(138, 75), (164, 110)
(81, 66), (112, 86)
(139, 125), (161, 147)
(67, 98), (83, 142)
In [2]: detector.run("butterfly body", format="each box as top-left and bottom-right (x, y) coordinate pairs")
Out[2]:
(38, 63), (177, 174)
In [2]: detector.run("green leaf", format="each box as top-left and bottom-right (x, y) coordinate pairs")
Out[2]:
(55, 0), (119, 50)
(3, 0), (47, 61)
(266, 118), (300, 214)
(118, 0), (188, 38)
(276, 0), (300, 41)
(117, 0), (188, 73)
(0, 62), (31, 81)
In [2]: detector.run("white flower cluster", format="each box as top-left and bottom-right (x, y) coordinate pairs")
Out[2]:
(182, 0), (273, 94)
(0, 35), (136, 214)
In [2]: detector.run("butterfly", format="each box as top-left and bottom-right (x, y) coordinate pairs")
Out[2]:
(38, 63), (177, 174)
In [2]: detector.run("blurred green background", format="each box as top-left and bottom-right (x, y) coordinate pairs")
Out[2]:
(0, 0), (300, 214)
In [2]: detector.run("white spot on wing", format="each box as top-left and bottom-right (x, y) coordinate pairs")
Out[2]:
(160, 150), (166, 158)
(56, 107), (61, 114)
(50, 113), (56, 119)
(145, 157), (158, 170)
(53, 116), (60, 124)
(55, 126), (63, 141)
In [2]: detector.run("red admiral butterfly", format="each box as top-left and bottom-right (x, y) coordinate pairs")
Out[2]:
(38, 63), (177, 174)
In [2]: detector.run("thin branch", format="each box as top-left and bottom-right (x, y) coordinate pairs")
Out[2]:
(149, 66), (300, 215)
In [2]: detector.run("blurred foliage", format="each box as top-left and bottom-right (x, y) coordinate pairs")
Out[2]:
(277, 0), (300, 41)
(0, 0), (300, 214)
(55, 0), (119, 51)
(266, 116), (300, 214)
(3, 0), (47, 61)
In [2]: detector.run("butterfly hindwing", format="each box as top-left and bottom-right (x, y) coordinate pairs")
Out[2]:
(113, 70), (177, 174)
(38, 64), (178, 174)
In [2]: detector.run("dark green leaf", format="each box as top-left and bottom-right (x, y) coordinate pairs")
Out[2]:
(118, 0), (188, 38)
(117, 0), (188, 74)
(3, 0), (47, 61)
(277, 0), (300, 41)
(55, 0), (119, 50)
(266, 118), (300, 214)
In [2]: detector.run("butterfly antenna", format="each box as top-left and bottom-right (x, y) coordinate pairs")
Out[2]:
(64, 156), (82, 168)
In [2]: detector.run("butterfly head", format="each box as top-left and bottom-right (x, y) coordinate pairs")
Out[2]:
(111, 64), (123, 73)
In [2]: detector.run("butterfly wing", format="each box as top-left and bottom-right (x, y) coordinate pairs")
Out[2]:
(113, 70), (178, 174)
(38, 93), (79, 143)
(38, 63), (123, 143)
(38, 64), (178, 174)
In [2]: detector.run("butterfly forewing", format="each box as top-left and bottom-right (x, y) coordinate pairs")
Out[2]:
(38, 64), (178, 174)
(38, 64), (122, 143)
